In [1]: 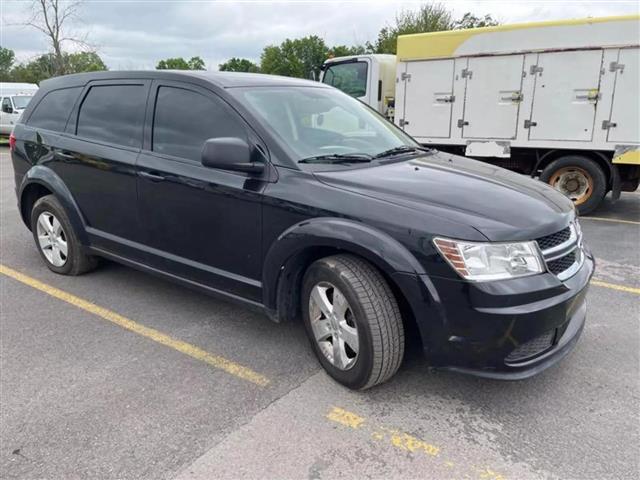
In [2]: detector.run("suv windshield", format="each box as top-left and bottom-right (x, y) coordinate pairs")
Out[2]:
(232, 86), (419, 164)
(12, 96), (33, 109)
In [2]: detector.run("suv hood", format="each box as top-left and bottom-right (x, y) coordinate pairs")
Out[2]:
(314, 151), (575, 242)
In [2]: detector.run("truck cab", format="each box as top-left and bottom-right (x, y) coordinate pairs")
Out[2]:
(0, 83), (39, 136)
(320, 55), (397, 120)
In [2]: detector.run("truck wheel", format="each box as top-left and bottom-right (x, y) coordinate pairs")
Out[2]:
(301, 254), (404, 390)
(30, 195), (99, 275)
(540, 155), (607, 215)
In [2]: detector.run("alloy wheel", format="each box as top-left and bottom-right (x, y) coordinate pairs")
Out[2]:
(36, 211), (68, 267)
(308, 282), (359, 370)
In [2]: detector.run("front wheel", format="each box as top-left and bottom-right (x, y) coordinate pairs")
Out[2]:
(540, 155), (607, 215)
(301, 254), (404, 390)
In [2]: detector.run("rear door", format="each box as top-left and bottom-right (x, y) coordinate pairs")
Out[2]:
(401, 59), (455, 138)
(62, 80), (149, 252)
(528, 50), (604, 142)
(461, 55), (525, 139)
(607, 47), (640, 144)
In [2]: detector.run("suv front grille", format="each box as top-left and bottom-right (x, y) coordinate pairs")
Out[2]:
(547, 251), (576, 275)
(535, 222), (583, 281)
(536, 227), (571, 251)
(505, 329), (556, 363)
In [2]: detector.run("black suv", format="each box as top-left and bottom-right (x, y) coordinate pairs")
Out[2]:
(10, 71), (594, 389)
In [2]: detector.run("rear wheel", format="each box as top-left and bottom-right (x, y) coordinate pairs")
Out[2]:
(30, 195), (98, 275)
(540, 155), (607, 215)
(301, 254), (404, 390)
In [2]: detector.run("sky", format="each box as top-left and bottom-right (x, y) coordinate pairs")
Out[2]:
(1, 0), (639, 70)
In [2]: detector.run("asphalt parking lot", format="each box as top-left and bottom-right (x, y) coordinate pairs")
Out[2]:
(1, 145), (638, 480)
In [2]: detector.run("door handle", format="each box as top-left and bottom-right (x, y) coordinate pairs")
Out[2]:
(138, 171), (165, 182)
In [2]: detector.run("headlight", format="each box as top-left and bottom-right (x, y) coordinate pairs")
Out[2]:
(433, 237), (545, 281)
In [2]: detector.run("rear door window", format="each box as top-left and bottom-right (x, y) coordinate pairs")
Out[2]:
(27, 87), (81, 131)
(77, 84), (146, 148)
(152, 86), (247, 162)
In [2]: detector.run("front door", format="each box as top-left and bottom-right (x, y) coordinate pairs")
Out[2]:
(136, 81), (266, 301)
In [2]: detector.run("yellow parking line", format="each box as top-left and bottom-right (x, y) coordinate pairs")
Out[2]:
(591, 279), (640, 295)
(581, 216), (640, 225)
(0, 264), (270, 387)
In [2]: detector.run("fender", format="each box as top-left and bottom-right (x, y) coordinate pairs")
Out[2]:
(262, 217), (426, 312)
(19, 165), (90, 245)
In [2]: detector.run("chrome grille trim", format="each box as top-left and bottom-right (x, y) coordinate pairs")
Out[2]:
(537, 221), (584, 281)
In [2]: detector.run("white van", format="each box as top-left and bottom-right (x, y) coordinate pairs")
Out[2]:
(1, 83), (39, 135)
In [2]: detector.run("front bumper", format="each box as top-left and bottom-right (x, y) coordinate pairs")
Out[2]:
(393, 249), (595, 379)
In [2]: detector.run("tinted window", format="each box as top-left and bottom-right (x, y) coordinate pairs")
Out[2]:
(27, 87), (81, 131)
(77, 84), (146, 148)
(322, 62), (368, 98)
(153, 86), (247, 161)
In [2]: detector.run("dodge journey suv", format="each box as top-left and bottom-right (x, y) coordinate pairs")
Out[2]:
(10, 71), (594, 389)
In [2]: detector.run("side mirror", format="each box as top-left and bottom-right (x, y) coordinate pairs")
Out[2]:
(201, 137), (264, 174)
(2, 105), (13, 114)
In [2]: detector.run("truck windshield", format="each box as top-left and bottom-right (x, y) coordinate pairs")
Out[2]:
(233, 86), (418, 163)
(321, 61), (368, 98)
(12, 96), (33, 109)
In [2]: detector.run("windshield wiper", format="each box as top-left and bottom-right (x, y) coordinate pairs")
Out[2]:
(374, 145), (432, 159)
(298, 153), (373, 164)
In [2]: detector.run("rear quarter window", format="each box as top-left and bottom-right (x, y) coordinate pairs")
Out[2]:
(26, 87), (81, 131)
(76, 84), (146, 148)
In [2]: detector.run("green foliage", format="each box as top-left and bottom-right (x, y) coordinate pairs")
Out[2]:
(453, 13), (499, 29)
(327, 44), (366, 58)
(0, 47), (16, 80)
(4, 51), (107, 84)
(156, 56), (206, 70)
(366, 3), (453, 54)
(260, 35), (329, 79)
(218, 57), (260, 73)
(365, 4), (500, 54)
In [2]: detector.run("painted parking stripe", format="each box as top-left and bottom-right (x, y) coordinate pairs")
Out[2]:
(591, 279), (640, 295)
(581, 216), (640, 226)
(0, 264), (270, 387)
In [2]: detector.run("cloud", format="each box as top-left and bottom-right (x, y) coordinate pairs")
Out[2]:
(1, 0), (638, 70)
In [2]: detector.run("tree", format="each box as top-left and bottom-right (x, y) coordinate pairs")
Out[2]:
(366, 3), (453, 54)
(260, 35), (328, 79)
(66, 51), (107, 72)
(219, 57), (260, 72)
(453, 13), (499, 29)
(156, 56), (205, 70)
(7, 51), (106, 84)
(327, 44), (366, 59)
(0, 47), (16, 80)
(23, 0), (88, 76)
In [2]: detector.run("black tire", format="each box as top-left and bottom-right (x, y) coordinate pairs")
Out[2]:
(540, 155), (607, 215)
(301, 254), (404, 390)
(30, 194), (98, 275)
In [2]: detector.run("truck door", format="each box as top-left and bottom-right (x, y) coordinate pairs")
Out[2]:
(528, 50), (604, 142)
(607, 47), (640, 144)
(461, 55), (524, 139)
(401, 59), (455, 138)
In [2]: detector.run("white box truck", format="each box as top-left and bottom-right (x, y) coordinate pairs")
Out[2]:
(320, 15), (640, 214)
(0, 83), (38, 136)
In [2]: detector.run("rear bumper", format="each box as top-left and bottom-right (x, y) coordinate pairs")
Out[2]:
(393, 249), (594, 380)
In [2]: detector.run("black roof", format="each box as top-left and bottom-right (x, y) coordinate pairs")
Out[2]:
(40, 70), (329, 90)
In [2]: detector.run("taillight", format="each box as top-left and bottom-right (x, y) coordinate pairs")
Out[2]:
(9, 132), (16, 151)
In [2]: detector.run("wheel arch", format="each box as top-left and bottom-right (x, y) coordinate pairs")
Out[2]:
(262, 218), (426, 349)
(19, 166), (89, 244)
